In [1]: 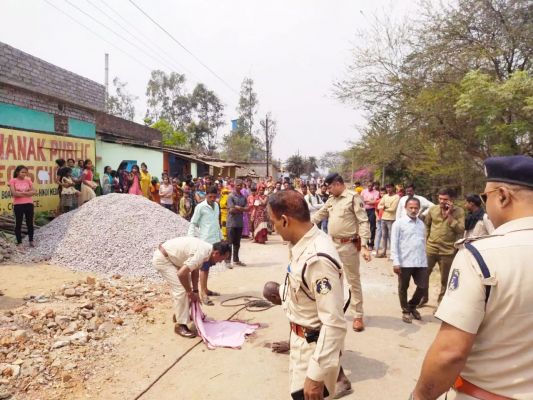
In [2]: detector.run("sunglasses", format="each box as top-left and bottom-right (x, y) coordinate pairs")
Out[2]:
(479, 187), (507, 204)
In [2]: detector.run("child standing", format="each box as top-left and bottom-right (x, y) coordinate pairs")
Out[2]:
(60, 168), (80, 213)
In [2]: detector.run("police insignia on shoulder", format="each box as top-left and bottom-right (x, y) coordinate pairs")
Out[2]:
(448, 268), (460, 291)
(316, 278), (332, 294)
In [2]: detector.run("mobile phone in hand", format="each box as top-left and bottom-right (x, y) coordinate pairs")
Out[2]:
(291, 385), (329, 400)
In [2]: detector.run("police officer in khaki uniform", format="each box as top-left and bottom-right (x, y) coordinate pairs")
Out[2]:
(268, 190), (347, 399)
(152, 237), (230, 337)
(411, 155), (533, 400)
(311, 173), (371, 332)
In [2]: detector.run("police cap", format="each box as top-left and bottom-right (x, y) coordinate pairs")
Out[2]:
(484, 155), (533, 189)
(324, 172), (342, 185)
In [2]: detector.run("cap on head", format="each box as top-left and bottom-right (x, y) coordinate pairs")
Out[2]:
(324, 172), (341, 186)
(484, 155), (533, 189)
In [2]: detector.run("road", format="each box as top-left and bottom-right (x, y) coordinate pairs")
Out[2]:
(69, 233), (444, 400)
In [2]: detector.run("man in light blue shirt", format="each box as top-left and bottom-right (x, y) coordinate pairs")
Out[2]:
(391, 197), (428, 323)
(188, 186), (223, 305)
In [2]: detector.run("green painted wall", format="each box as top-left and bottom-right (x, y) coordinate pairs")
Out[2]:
(0, 102), (54, 132)
(95, 138), (163, 179)
(68, 118), (95, 139)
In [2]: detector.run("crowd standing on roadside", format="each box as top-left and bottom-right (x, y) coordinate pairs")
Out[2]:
(9, 154), (533, 400)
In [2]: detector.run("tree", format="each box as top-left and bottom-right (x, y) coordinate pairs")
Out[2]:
(285, 154), (305, 176)
(151, 119), (188, 147)
(236, 77), (259, 136)
(222, 132), (255, 162)
(189, 83), (225, 154)
(334, 0), (533, 194)
(106, 77), (137, 121)
(145, 70), (191, 130)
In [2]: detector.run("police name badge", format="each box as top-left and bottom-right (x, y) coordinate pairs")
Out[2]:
(316, 278), (332, 295)
(448, 268), (460, 291)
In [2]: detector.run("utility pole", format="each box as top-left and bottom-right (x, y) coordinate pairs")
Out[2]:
(264, 114), (270, 178)
(104, 53), (109, 106)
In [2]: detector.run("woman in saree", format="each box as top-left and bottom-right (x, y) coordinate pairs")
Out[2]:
(219, 187), (230, 240)
(251, 185), (268, 244)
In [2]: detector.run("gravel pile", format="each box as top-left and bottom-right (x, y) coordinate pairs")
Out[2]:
(13, 194), (190, 279)
(0, 235), (16, 263)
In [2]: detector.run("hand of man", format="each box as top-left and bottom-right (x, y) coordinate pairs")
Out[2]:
(393, 265), (401, 275)
(188, 291), (199, 303)
(303, 377), (324, 400)
(361, 247), (371, 262)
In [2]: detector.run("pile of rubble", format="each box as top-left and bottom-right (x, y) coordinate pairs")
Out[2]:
(0, 276), (166, 399)
(0, 236), (16, 264)
(13, 194), (190, 279)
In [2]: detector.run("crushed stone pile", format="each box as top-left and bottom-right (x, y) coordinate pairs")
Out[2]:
(13, 194), (190, 279)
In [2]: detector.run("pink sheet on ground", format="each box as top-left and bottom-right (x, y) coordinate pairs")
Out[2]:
(190, 301), (259, 350)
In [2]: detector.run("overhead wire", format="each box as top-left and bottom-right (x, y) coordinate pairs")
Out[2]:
(42, 0), (152, 71)
(127, 0), (239, 95)
(63, 0), (179, 74)
(92, 0), (196, 79)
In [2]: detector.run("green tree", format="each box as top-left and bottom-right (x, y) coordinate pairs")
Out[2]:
(189, 83), (225, 154)
(334, 0), (533, 194)
(222, 132), (255, 162)
(106, 77), (137, 121)
(285, 154), (305, 177)
(151, 119), (187, 147)
(236, 77), (259, 136)
(145, 70), (191, 130)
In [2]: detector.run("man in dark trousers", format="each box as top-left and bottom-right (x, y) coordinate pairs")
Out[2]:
(227, 179), (248, 267)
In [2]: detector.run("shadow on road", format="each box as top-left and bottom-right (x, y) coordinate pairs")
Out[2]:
(342, 350), (388, 382)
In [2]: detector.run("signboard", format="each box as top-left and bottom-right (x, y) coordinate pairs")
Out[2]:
(0, 128), (95, 213)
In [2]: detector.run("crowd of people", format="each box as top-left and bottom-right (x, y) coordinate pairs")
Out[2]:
(8, 154), (533, 399)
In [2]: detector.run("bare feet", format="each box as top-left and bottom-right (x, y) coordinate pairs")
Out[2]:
(271, 341), (290, 354)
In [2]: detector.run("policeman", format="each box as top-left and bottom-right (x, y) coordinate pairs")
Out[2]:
(267, 190), (346, 399)
(311, 173), (371, 332)
(152, 237), (230, 338)
(411, 155), (533, 400)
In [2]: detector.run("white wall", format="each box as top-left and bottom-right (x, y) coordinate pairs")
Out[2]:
(95, 138), (163, 179)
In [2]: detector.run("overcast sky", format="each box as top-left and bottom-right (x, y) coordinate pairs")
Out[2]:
(1, 0), (418, 161)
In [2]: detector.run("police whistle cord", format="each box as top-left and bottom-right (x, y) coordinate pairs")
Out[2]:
(132, 296), (274, 400)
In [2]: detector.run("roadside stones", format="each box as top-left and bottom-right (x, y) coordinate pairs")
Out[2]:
(0, 276), (164, 399)
(11, 194), (190, 280)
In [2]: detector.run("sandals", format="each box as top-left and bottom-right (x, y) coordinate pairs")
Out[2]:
(201, 296), (214, 306)
(206, 290), (220, 296)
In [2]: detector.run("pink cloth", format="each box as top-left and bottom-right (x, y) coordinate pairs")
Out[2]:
(8, 178), (34, 205)
(190, 301), (259, 350)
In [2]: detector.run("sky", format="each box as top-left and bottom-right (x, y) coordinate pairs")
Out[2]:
(0, 0), (419, 161)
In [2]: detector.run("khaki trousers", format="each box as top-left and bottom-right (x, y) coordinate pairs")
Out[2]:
(335, 242), (363, 318)
(289, 334), (339, 399)
(152, 250), (190, 325)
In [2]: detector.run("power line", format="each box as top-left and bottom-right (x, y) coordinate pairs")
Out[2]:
(42, 0), (152, 71)
(63, 0), (179, 74)
(92, 0), (196, 79)
(128, 0), (239, 95)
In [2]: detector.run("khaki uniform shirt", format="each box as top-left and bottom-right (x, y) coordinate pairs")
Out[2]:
(425, 205), (465, 255)
(311, 189), (370, 244)
(159, 237), (212, 271)
(436, 216), (533, 398)
(378, 194), (400, 221)
(282, 225), (347, 382)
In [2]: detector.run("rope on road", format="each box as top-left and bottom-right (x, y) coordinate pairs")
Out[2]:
(133, 296), (274, 399)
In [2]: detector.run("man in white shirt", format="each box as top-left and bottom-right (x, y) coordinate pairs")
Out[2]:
(188, 186), (223, 305)
(152, 238), (230, 337)
(304, 184), (323, 223)
(391, 197), (428, 323)
(396, 184), (434, 220)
